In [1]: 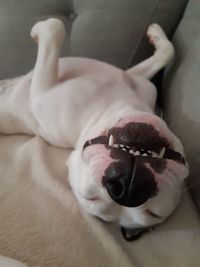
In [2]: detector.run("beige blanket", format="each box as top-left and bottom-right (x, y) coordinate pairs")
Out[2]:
(0, 135), (200, 267)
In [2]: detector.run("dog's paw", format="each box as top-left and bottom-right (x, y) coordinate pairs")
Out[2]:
(30, 18), (65, 45)
(147, 23), (175, 61)
(147, 24), (169, 48)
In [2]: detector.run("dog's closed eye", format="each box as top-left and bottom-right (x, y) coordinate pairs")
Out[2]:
(146, 209), (163, 219)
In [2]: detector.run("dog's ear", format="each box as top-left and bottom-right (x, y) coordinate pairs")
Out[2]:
(121, 226), (153, 241)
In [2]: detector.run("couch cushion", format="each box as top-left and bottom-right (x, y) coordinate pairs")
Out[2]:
(0, 135), (199, 267)
(163, 0), (200, 212)
(0, 0), (188, 79)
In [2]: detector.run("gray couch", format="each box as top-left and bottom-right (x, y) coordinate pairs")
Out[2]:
(0, 0), (188, 78)
(0, 0), (199, 266)
(163, 0), (200, 211)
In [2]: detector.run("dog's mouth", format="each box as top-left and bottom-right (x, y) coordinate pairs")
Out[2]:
(121, 226), (154, 241)
(108, 135), (167, 159)
(83, 122), (185, 164)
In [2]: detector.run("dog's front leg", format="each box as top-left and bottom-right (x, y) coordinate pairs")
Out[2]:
(0, 19), (65, 136)
(30, 19), (74, 147)
(127, 24), (175, 79)
(30, 18), (65, 100)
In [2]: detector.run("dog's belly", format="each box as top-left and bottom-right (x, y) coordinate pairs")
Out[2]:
(57, 57), (157, 117)
(32, 58), (156, 147)
(0, 57), (156, 147)
(58, 57), (124, 81)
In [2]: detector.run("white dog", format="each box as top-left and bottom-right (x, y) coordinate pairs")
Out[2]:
(0, 19), (188, 241)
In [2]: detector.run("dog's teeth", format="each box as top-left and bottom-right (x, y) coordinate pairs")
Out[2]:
(152, 151), (157, 157)
(120, 144), (124, 148)
(129, 149), (134, 155)
(134, 151), (141, 156)
(113, 144), (120, 148)
(143, 153), (148, 156)
(159, 147), (166, 158)
(122, 148), (127, 151)
(108, 135), (114, 146)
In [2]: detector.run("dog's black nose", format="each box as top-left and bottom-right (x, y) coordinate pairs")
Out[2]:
(102, 157), (158, 207)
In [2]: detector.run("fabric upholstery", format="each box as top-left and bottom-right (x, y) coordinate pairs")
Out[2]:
(0, 0), (188, 79)
(0, 135), (199, 267)
(162, 0), (200, 211)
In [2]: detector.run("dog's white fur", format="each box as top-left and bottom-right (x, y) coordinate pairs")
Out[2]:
(0, 19), (188, 236)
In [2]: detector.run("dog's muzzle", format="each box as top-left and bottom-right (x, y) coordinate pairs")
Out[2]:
(83, 122), (186, 208)
(102, 155), (158, 207)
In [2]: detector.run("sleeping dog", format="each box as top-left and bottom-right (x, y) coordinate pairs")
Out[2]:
(0, 19), (189, 239)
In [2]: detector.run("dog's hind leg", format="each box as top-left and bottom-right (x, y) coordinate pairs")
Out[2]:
(127, 24), (175, 80)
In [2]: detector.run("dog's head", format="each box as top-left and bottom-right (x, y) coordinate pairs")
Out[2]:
(68, 112), (188, 235)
